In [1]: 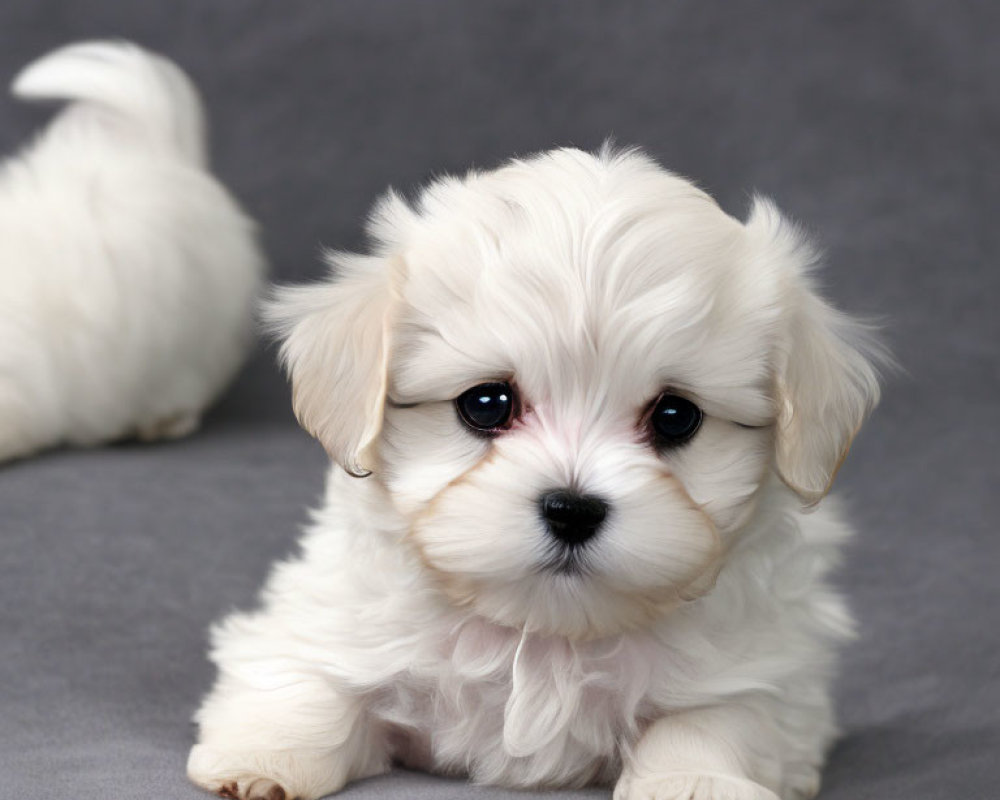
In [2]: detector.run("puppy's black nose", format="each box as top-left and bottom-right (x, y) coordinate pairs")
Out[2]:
(538, 489), (608, 546)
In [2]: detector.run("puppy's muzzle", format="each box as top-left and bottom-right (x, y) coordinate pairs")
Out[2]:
(538, 489), (609, 547)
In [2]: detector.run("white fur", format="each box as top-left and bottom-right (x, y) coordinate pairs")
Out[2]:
(189, 147), (883, 800)
(0, 41), (264, 462)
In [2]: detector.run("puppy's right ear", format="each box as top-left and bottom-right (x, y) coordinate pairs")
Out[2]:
(264, 252), (403, 476)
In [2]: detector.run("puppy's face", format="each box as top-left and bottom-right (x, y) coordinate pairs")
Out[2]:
(270, 148), (881, 638)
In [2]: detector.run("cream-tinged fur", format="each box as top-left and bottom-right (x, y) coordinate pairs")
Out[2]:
(0, 41), (264, 463)
(189, 147), (883, 800)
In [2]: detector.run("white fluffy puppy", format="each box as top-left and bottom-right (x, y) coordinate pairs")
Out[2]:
(189, 147), (882, 800)
(0, 42), (264, 462)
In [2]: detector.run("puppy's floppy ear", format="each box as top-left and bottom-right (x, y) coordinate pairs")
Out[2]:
(746, 198), (886, 505)
(264, 251), (403, 476)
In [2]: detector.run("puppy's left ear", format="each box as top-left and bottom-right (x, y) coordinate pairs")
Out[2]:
(746, 198), (887, 505)
(264, 252), (404, 476)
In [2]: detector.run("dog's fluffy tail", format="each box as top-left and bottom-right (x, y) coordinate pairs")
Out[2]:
(11, 40), (206, 166)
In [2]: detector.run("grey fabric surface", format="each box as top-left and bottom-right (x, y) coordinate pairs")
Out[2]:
(1, 1), (997, 798)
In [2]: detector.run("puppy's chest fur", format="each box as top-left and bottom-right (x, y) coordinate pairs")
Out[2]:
(369, 616), (658, 787)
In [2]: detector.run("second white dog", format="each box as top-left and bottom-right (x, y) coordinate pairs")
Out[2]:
(0, 41), (264, 463)
(190, 147), (882, 800)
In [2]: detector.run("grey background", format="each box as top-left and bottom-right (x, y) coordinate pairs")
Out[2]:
(0, 1), (997, 798)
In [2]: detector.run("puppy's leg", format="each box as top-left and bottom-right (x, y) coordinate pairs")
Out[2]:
(615, 703), (811, 800)
(189, 645), (388, 800)
(136, 409), (200, 442)
(0, 386), (56, 463)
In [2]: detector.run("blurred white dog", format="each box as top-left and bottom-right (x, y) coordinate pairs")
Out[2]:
(189, 147), (882, 800)
(0, 41), (264, 462)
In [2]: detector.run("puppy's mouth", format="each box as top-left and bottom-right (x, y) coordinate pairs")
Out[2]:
(538, 542), (592, 577)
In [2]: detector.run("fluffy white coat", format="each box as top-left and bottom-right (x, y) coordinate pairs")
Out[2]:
(0, 41), (264, 462)
(189, 147), (882, 800)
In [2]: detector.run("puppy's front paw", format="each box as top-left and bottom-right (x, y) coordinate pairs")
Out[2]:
(216, 777), (287, 800)
(187, 744), (320, 800)
(614, 770), (780, 800)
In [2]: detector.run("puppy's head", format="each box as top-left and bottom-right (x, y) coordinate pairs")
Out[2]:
(268, 147), (882, 638)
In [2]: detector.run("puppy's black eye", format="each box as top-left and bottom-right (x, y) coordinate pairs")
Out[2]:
(651, 393), (702, 447)
(456, 382), (515, 432)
